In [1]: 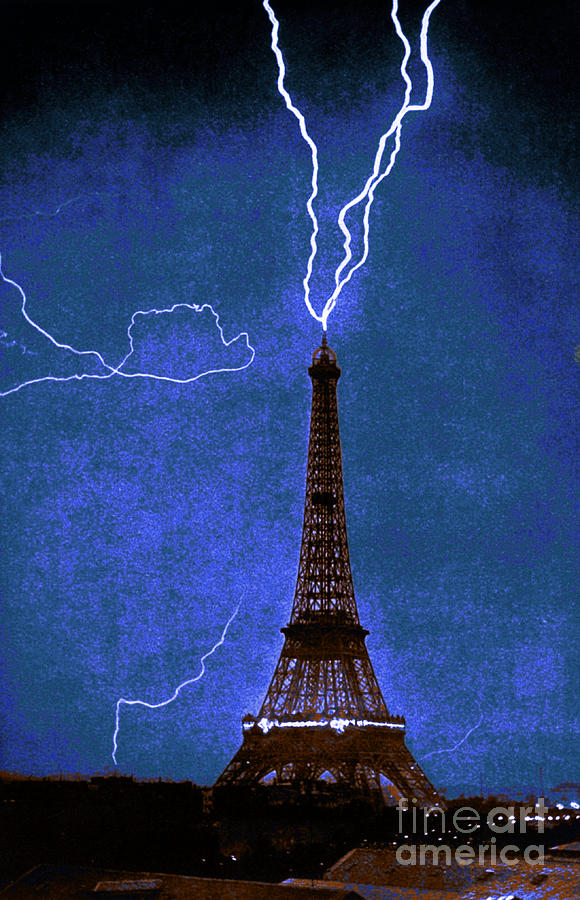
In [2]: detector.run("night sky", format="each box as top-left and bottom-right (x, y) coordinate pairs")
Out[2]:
(0, 0), (577, 798)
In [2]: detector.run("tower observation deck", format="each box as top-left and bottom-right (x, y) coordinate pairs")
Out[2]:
(216, 339), (440, 805)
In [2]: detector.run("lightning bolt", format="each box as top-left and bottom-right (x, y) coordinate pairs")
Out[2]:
(0, 253), (255, 398)
(326, 0), (442, 328)
(0, 192), (115, 224)
(112, 601), (241, 767)
(263, 0), (442, 331)
(422, 702), (484, 760)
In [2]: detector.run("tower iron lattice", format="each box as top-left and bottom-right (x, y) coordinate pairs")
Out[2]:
(216, 338), (441, 805)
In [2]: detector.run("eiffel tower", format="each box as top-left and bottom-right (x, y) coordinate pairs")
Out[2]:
(217, 338), (441, 805)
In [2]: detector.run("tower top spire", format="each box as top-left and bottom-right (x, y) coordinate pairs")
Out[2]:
(310, 335), (340, 379)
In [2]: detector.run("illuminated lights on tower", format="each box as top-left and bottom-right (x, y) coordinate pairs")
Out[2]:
(216, 339), (441, 805)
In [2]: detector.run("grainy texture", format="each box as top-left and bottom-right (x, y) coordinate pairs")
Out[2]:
(0, 0), (577, 797)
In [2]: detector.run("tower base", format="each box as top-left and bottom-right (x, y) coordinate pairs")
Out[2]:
(216, 722), (442, 808)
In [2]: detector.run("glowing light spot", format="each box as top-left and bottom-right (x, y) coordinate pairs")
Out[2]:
(249, 716), (405, 734)
(112, 602), (240, 767)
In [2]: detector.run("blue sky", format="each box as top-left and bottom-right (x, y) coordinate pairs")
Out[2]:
(0, 0), (577, 797)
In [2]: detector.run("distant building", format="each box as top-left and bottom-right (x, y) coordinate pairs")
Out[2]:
(550, 782), (580, 805)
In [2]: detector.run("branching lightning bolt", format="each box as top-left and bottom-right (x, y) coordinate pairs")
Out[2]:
(0, 253), (255, 398)
(263, 0), (442, 331)
(328, 0), (442, 326)
(422, 702), (484, 760)
(112, 602), (241, 767)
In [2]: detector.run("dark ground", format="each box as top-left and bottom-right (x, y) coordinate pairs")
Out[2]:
(1, 777), (577, 890)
